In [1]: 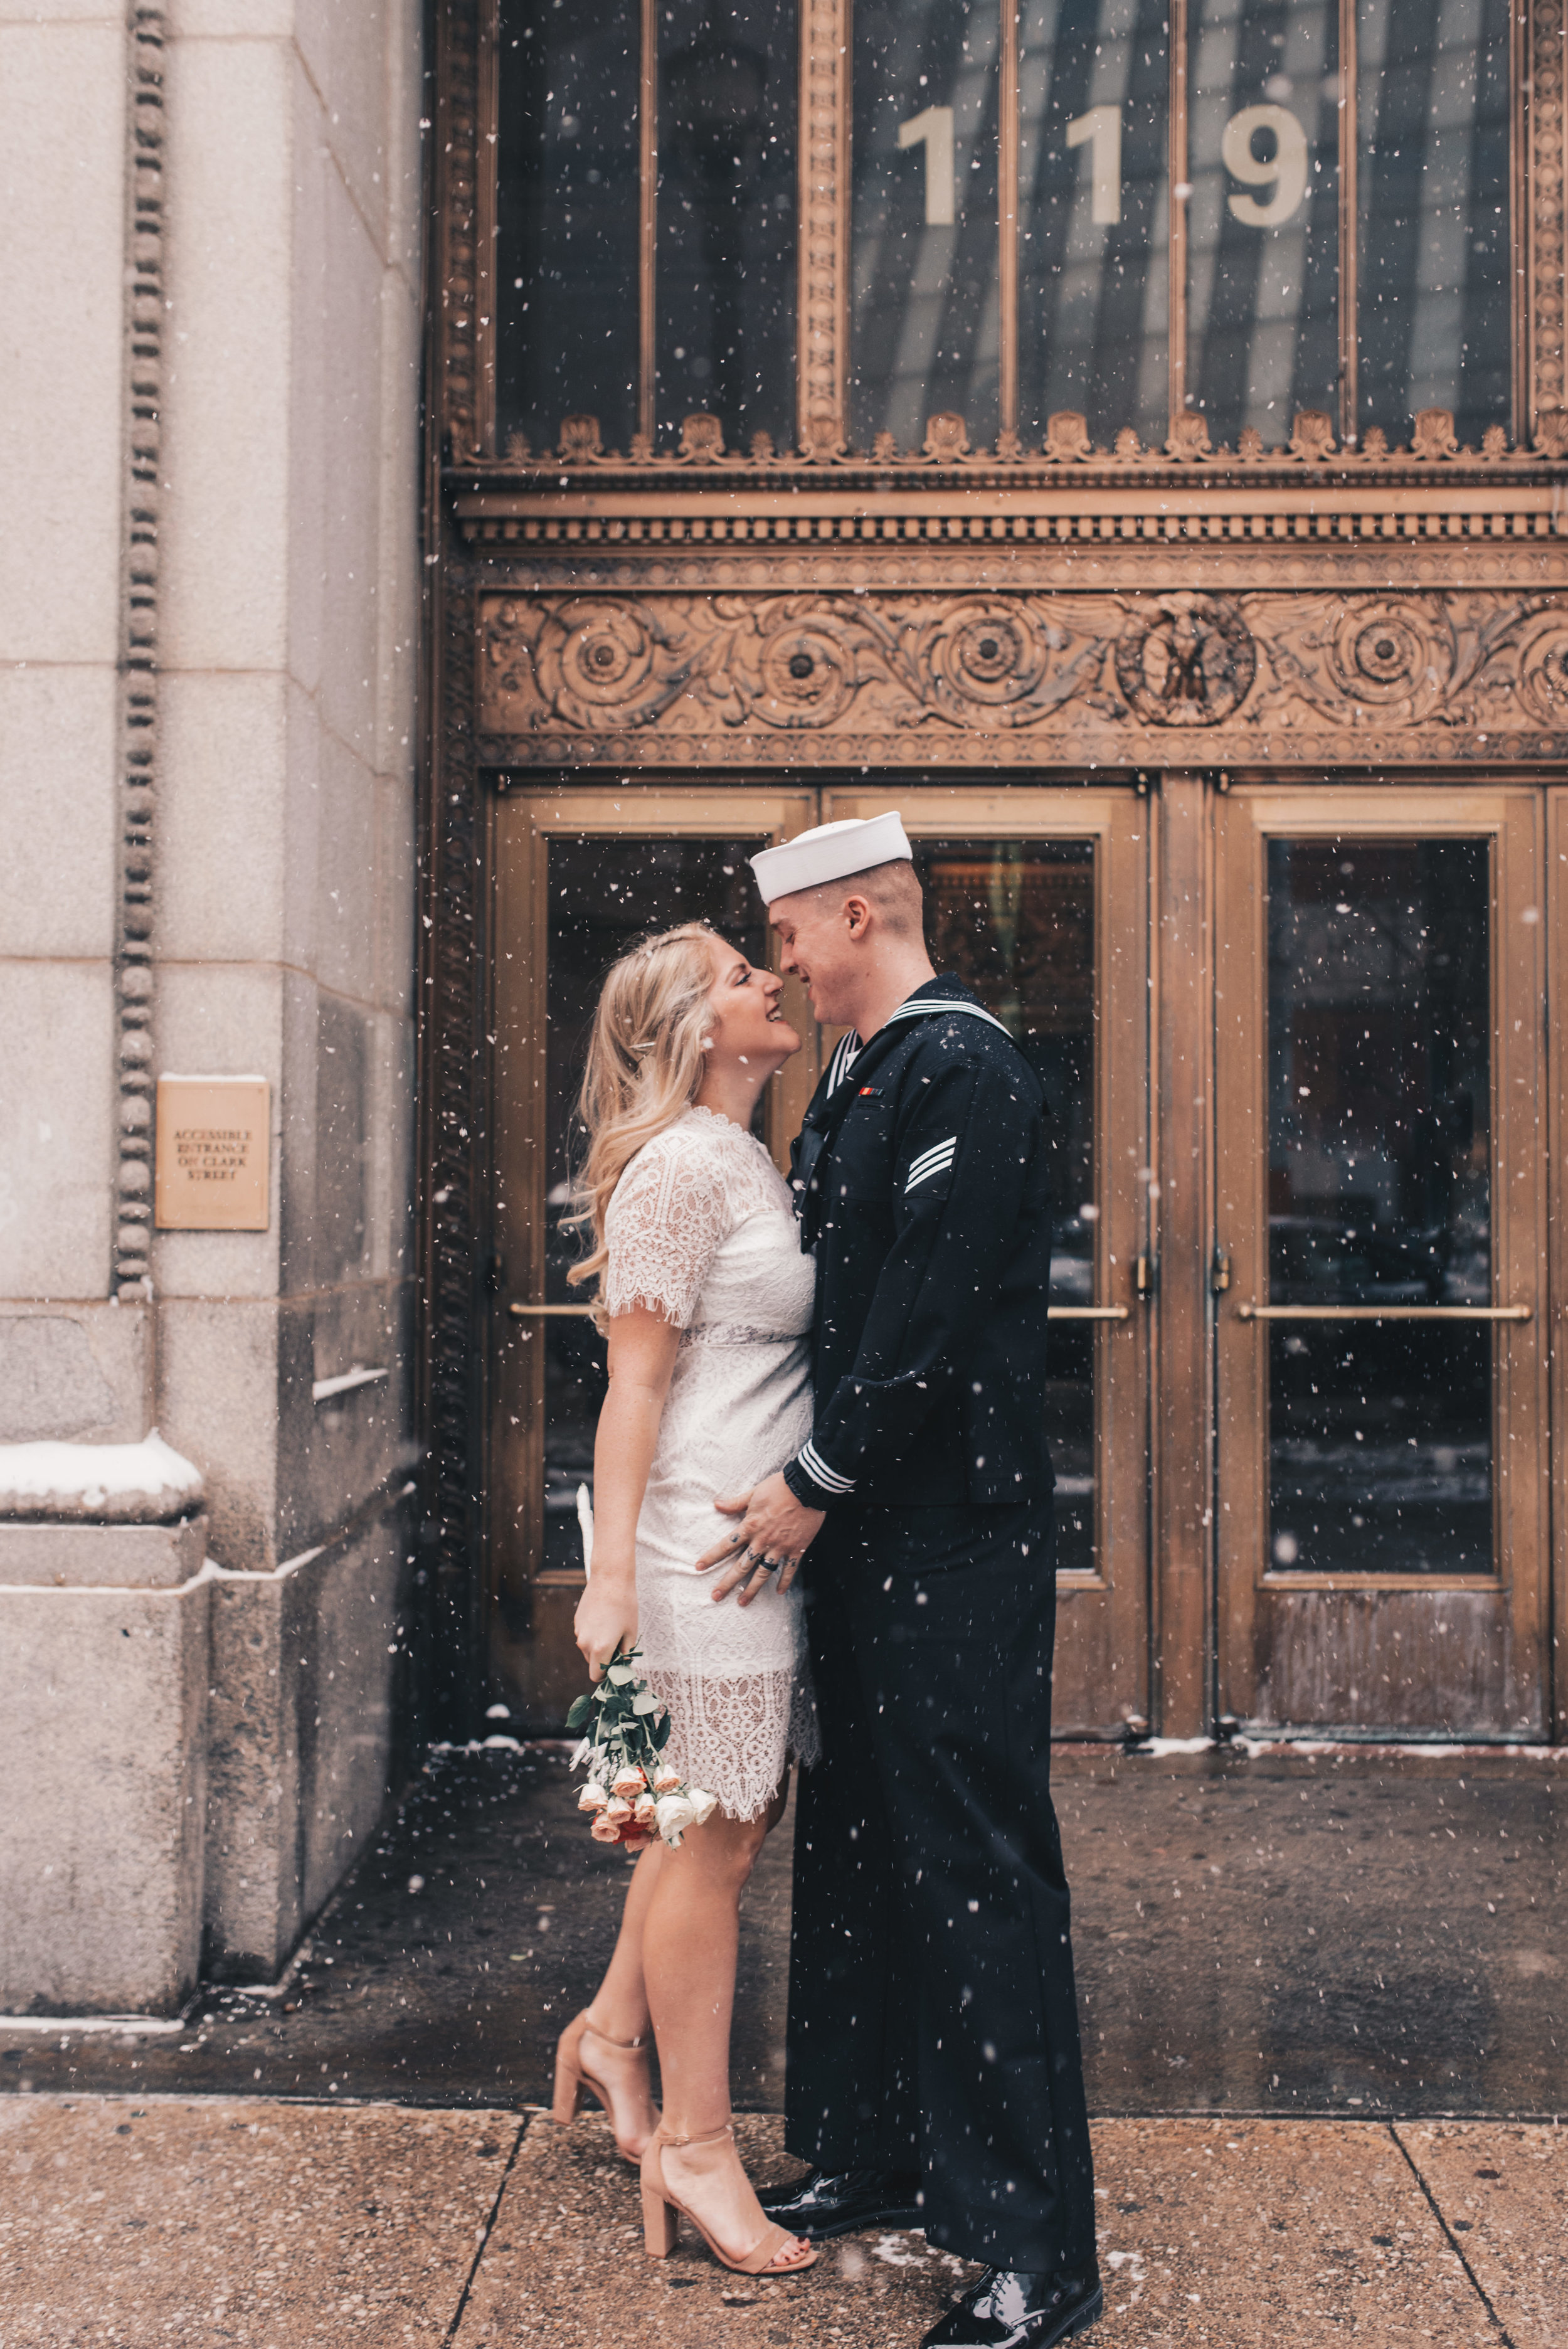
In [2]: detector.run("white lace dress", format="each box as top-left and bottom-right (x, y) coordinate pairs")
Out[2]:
(603, 1105), (820, 1820)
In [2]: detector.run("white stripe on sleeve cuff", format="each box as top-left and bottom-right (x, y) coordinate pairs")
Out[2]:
(797, 1440), (857, 1497)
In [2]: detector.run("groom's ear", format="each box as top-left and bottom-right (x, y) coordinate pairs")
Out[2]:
(842, 891), (874, 939)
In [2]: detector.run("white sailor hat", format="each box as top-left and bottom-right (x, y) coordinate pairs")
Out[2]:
(749, 810), (913, 906)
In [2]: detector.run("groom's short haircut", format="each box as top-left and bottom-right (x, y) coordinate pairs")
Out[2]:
(815, 857), (924, 938)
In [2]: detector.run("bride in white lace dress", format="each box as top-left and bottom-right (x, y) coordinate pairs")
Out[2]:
(549, 921), (819, 2280)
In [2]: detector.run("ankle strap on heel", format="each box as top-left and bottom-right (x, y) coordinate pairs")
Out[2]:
(581, 2013), (646, 2052)
(657, 2120), (734, 2150)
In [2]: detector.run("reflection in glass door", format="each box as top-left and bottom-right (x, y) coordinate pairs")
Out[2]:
(1264, 839), (1495, 1577)
(827, 787), (1152, 1736)
(1216, 790), (1549, 1737)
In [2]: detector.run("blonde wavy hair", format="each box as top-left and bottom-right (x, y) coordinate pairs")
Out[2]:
(564, 920), (722, 1303)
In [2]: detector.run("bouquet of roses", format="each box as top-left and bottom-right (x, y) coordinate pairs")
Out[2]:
(566, 1648), (718, 1852)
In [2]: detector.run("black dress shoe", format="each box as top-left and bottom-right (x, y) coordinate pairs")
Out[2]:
(756, 2165), (923, 2239)
(919, 2265), (1103, 2349)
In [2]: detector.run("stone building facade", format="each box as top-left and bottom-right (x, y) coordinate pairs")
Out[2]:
(1, 1), (423, 2012)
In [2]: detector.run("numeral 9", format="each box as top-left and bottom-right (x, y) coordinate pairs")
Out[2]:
(1221, 104), (1308, 227)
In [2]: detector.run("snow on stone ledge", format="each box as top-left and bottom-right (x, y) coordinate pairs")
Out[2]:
(0, 1431), (204, 1524)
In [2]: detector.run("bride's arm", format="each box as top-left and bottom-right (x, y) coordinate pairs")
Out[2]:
(573, 1305), (681, 1679)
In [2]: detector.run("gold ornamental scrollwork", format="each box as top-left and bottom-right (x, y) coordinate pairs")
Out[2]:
(1328, 599), (1456, 724)
(477, 588), (1568, 761)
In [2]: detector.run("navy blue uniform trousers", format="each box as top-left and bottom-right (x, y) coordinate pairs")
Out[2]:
(784, 1501), (1096, 2271)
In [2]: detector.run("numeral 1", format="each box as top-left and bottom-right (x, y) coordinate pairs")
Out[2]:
(1066, 105), (1122, 225)
(897, 105), (956, 226)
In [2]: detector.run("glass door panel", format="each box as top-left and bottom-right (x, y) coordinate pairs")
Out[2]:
(1216, 788), (1549, 1737)
(825, 787), (1151, 1736)
(491, 787), (818, 1726)
(1266, 836), (1493, 1576)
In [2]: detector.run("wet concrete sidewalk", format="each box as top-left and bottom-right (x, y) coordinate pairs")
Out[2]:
(1, 2095), (1563, 2346)
(1, 1742), (1564, 2342)
(4, 1741), (1562, 2118)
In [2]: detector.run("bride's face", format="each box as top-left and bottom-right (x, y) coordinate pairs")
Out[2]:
(704, 940), (800, 1074)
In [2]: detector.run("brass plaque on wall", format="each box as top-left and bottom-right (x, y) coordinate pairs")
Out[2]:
(154, 1076), (270, 1231)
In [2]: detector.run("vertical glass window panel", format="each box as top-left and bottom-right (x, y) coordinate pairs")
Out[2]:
(1186, 0), (1339, 447)
(496, 0), (642, 455)
(541, 840), (769, 1576)
(1357, 0), (1512, 446)
(1018, 0), (1170, 451)
(916, 841), (1098, 1574)
(1265, 837), (1494, 1576)
(656, 0), (798, 452)
(850, 0), (1002, 453)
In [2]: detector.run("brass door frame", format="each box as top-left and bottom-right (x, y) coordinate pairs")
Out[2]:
(820, 784), (1154, 1736)
(1214, 784), (1550, 1736)
(490, 783), (818, 1719)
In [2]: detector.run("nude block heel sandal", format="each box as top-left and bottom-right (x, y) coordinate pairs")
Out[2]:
(640, 2123), (817, 2274)
(550, 2010), (655, 2163)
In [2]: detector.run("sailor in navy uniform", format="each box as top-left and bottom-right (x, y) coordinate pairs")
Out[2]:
(697, 814), (1099, 2349)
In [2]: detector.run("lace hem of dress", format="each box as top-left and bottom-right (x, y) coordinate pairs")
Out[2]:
(643, 1663), (820, 1822)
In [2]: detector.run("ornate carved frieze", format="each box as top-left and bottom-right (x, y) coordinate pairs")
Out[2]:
(476, 588), (1568, 766)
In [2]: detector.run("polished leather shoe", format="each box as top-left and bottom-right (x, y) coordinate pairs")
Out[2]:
(919, 2265), (1103, 2348)
(756, 2165), (923, 2239)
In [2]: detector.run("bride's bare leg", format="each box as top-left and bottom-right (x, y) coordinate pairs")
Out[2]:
(642, 1784), (803, 2257)
(586, 1838), (664, 2042)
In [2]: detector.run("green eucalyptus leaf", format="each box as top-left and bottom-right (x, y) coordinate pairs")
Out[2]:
(565, 1694), (593, 1731)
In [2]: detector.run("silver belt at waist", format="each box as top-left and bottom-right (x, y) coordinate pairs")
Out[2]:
(679, 1322), (803, 1350)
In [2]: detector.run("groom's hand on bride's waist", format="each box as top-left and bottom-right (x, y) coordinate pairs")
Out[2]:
(695, 1475), (825, 1604)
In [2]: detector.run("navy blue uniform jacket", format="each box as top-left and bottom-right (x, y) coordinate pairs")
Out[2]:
(780, 975), (1056, 1514)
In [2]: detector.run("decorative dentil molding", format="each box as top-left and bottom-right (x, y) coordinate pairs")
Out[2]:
(475, 588), (1568, 766)
(114, 7), (166, 1302)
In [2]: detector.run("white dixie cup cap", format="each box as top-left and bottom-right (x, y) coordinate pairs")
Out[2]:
(749, 811), (913, 906)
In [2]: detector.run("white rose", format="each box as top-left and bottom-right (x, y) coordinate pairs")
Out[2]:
(577, 1781), (608, 1813)
(688, 1785), (719, 1826)
(654, 1793), (698, 1845)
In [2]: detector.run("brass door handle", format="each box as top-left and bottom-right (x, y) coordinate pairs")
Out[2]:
(1236, 1303), (1531, 1322)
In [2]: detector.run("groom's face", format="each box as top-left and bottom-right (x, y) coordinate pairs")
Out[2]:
(768, 888), (866, 1027)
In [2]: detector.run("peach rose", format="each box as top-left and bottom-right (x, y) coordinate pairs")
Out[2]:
(590, 1813), (621, 1843)
(620, 1831), (655, 1853)
(652, 1769), (682, 1796)
(612, 1767), (646, 1800)
(604, 1796), (633, 1823)
(577, 1781), (608, 1813)
(633, 1793), (657, 1826)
